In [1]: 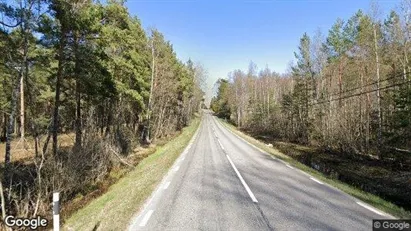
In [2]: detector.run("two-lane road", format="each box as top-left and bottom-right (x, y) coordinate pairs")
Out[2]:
(129, 112), (391, 231)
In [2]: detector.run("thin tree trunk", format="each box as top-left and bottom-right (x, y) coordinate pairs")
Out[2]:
(20, 61), (25, 140)
(4, 71), (21, 181)
(143, 40), (155, 143)
(328, 73), (333, 145)
(360, 67), (364, 153)
(2, 113), (6, 141)
(373, 24), (383, 158)
(74, 34), (81, 148)
(338, 61), (343, 106)
(51, 31), (66, 156)
(75, 81), (81, 147)
(20, 17), (29, 141)
(366, 67), (371, 154)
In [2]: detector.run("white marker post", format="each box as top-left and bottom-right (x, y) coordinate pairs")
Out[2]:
(53, 192), (60, 231)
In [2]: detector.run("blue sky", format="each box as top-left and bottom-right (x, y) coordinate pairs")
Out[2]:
(126, 0), (400, 98)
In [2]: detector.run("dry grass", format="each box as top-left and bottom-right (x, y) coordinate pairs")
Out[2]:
(219, 119), (411, 219)
(60, 144), (159, 221)
(63, 117), (201, 231)
(0, 133), (75, 163)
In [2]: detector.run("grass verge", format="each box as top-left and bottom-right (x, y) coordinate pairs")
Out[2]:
(63, 117), (201, 231)
(218, 118), (411, 219)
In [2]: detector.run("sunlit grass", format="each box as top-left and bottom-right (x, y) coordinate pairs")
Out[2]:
(218, 118), (411, 219)
(63, 117), (201, 231)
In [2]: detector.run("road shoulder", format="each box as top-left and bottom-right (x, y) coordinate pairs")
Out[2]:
(63, 117), (201, 231)
(216, 117), (410, 219)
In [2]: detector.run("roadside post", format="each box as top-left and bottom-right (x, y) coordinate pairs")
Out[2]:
(53, 192), (59, 231)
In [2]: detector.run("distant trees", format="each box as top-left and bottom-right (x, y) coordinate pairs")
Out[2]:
(211, 2), (411, 161)
(1, 0), (204, 219)
(210, 79), (231, 119)
(148, 30), (205, 140)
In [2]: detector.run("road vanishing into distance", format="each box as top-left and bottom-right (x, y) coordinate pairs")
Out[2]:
(129, 111), (391, 231)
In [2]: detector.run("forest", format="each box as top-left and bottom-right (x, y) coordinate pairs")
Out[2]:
(0, 0), (204, 224)
(211, 3), (411, 212)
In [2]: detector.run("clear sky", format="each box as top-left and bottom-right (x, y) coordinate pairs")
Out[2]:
(126, 0), (400, 99)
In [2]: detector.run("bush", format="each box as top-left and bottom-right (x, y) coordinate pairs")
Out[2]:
(36, 134), (112, 213)
(115, 126), (136, 156)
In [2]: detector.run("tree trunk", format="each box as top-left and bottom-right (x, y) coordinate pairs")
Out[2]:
(143, 40), (155, 143)
(51, 31), (66, 156)
(338, 61), (343, 106)
(20, 61), (25, 140)
(4, 71), (22, 181)
(373, 24), (383, 158)
(74, 34), (82, 148)
(75, 81), (81, 147)
(2, 113), (6, 141)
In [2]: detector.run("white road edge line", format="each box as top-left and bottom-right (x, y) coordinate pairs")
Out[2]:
(226, 154), (258, 203)
(139, 210), (154, 227)
(214, 118), (270, 156)
(286, 164), (294, 169)
(174, 166), (180, 172)
(356, 201), (386, 216)
(299, 169), (311, 177)
(128, 120), (202, 230)
(163, 181), (171, 189)
(310, 177), (324, 185)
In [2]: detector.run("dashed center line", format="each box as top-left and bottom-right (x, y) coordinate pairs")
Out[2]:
(310, 177), (324, 185)
(139, 210), (154, 227)
(217, 139), (225, 150)
(226, 154), (258, 203)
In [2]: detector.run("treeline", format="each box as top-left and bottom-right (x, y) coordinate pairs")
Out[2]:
(0, 0), (204, 220)
(211, 3), (411, 163)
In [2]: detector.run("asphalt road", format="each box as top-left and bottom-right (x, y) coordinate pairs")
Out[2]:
(129, 112), (391, 231)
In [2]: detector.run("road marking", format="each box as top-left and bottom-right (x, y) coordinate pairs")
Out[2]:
(163, 182), (171, 190)
(139, 210), (154, 227)
(128, 120), (202, 230)
(217, 139), (225, 150)
(212, 117), (396, 219)
(286, 164), (294, 169)
(174, 166), (180, 172)
(310, 177), (324, 185)
(226, 154), (258, 203)
(356, 201), (386, 216)
(299, 170), (311, 177)
(278, 159), (288, 165)
(215, 119), (269, 156)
